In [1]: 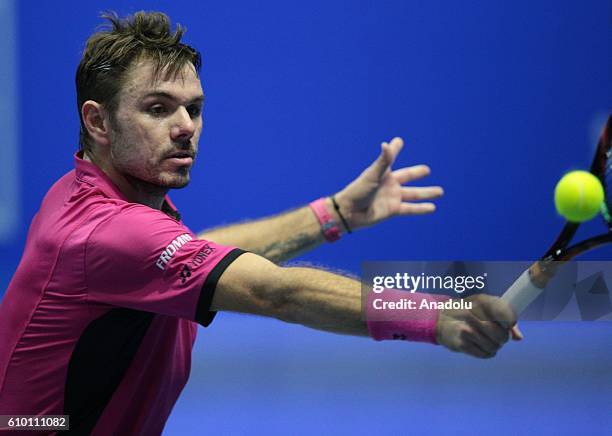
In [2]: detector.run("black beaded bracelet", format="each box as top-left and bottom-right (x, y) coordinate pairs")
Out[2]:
(331, 196), (352, 234)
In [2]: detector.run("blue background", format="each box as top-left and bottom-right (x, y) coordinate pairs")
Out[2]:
(1, 0), (611, 434)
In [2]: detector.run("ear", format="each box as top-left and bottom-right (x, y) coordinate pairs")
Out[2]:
(81, 100), (112, 147)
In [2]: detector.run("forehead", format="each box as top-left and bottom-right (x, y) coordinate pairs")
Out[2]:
(119, 58), (203, 102)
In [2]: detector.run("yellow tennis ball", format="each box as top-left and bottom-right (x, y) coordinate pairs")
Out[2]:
(554, 171), (604, 222)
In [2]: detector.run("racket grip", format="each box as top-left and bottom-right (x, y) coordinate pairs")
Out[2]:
(501, 269), (544, 317)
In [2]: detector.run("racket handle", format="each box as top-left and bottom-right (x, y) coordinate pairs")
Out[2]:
(501, 269), (544, 316)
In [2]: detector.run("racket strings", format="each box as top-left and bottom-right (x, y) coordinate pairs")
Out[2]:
(599, 118), (612, 224)
(601, 149), (612, 221)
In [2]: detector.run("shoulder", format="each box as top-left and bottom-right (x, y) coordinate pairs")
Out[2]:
(87, 203), (192, 254)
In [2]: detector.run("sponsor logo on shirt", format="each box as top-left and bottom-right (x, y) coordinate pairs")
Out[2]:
(175, 244), (217, 283)
(188, 243), (216, 270)
(156, 233), (193, 270)
(180, 265), (192, 283)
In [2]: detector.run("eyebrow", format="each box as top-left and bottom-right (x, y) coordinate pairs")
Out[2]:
(141, 91), (204, 105)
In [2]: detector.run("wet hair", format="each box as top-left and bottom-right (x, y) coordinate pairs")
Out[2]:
(76, 11), (201, 151)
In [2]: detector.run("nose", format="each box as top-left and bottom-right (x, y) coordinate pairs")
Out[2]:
(170, 106), (196, 143)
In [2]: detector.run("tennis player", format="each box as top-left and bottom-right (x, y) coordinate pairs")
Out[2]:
(0, 11), (520, 435)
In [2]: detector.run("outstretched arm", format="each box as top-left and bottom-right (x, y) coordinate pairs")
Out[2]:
(199, 137), (443, 263)
(211, 252), (521, 358)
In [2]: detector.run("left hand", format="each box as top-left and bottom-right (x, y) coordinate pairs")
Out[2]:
(334, 137), (444, 230)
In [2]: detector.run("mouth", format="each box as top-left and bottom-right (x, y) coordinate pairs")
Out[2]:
(165, 151), (195, 166)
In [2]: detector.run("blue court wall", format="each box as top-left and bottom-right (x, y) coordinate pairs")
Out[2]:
(1, 1), (611, 435)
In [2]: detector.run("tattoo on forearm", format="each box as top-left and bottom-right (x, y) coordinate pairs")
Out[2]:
(258, 232), (320, 263)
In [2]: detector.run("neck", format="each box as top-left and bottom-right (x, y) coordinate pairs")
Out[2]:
(83, 150), (167, 210)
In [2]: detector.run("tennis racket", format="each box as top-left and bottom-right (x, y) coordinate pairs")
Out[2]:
(501, 114), (612, 316)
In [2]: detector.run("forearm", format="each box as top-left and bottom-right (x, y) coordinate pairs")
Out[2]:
(274, 266), (367, 336)
(198, 199), (341, 263)
(212, 253), (367, 336)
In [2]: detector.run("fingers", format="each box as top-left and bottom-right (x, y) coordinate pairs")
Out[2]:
(401, 186), (444, 201)
(473, 294), (518, 328)
(371, 137), (404, 179)
(437, 296), (524, 359)
(445, 320), (499, 358)
(466, 315), (510, 349)
(397, 202), (437, 215)
(511, 325), (524, 341)
(463, 297), (523, 357)
(392, 165), (431, 184)
(465, 339), (497, 359)
(393, 169), (443, 216)
(461, 319), (507, 358)
(386, 136), (404, 160)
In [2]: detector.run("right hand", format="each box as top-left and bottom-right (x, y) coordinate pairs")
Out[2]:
(436, 294), (523, 359)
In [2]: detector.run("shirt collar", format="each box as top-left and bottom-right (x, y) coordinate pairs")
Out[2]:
(74, 151), (128, 201)
(74, 151), (181, 221)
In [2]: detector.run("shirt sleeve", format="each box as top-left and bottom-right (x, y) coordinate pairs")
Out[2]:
(85, 204), (245, 326)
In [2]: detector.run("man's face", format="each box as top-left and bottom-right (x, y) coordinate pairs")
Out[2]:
(107, 58), (204, 190)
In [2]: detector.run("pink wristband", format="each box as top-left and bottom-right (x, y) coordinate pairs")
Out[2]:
(309, 198), (341, 242)
(366, 289), (450, 344)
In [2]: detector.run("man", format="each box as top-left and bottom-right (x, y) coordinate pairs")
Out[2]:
(0, 11), (520, 435)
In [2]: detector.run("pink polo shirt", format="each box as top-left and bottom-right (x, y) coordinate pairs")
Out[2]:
(0, 153), (245, 435)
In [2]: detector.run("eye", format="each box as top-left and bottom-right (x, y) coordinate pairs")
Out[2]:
(187, 104), (202, 118)
(147, 104), (167, 116)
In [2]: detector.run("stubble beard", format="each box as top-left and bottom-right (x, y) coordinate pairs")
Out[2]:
(109, 129), (192, 196)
